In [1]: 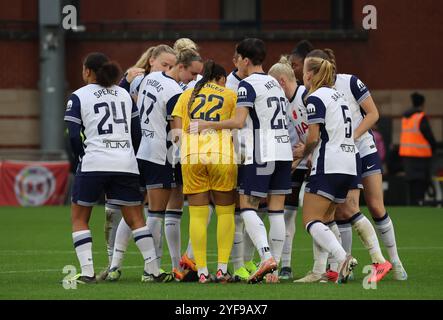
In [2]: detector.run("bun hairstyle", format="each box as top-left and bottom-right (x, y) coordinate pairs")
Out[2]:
(173, 38), (199, 52)
(187, 60), (227, 117)
(84, 52), (121, 87)
(290, 40), (314, 60)
(176, 48), (202, 67)
(304, 57), (335, 95)
(268, 55), (296, 82)
(307, 48), (337, 74)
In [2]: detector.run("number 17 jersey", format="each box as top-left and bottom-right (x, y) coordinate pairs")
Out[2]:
(136, 71), (183, 165)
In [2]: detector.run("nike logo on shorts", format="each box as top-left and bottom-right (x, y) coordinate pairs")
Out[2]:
(366, 164), (375, 170)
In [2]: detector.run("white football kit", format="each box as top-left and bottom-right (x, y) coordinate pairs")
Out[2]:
(335, 74), (375, 158)
(286, 85), (309, 169)
(179, 74), (203, 90)
(64, 84), (139, 174)
(226, 69), (242, 91)
(306, 87), (357, 176)
(237, 73), (293, 164)
(136, 71), (182, 165)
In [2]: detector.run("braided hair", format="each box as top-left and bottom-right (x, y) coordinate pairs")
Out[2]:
(187, 60), (227, 118)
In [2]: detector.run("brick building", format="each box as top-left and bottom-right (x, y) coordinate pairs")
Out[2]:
(0, 0), (442, 149)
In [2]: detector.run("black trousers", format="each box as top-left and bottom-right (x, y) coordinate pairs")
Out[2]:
(403, 157), (432, 205)
(406, 179), (429, 205)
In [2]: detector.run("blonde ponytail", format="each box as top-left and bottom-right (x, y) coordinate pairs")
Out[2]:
(305, 57), (335, 95)
(132, 46), (156, 70)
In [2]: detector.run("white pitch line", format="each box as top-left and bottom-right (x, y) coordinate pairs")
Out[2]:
(0, 263), (219, 275)
(0, 247), (442, 274)
(0, 246), (442, 256)
(0, 250), (220, 256)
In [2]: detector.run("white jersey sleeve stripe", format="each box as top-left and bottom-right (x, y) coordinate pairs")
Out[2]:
(64, 116), (82, 124)
(357, 91), (371, 104)
(64, 94), (82, 123)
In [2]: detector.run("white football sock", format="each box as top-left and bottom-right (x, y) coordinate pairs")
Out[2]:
(243, 230), (256, 263)
(132, 226), (158, 276)
(312, 239), (328, 274)
(373, 213), (401, 264)
(104, 205), (122, 265)
(217, 263), (228, 274)
(165, 209), (182, 270)
(268, 210), (286, 265)
(198, 267), (209, 276)
(282, 206), (297, 268)
(351, 212), (385, 264)
(230, 211), (245, 270)
(337, 220), (353, 255)
(72, 230), (94, 277)
(146, 211), (164, 269)
(307, 221), (346, 264)
(243, 210), (264, 262)
(241, 209), (272, 262)
(109, 218), (132, 270)
(143, 206), (149, 219)
(327, 221), (342, 272)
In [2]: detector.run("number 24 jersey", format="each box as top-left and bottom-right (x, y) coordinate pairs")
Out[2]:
(64, 84), (139, 174)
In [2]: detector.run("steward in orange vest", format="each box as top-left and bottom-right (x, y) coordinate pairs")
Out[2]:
(399, 92), (436, 205)
(399, 112), (432, 157)
(399, 93), (436, 158)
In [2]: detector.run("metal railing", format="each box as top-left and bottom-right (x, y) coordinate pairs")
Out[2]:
(0, 19), (369, 41)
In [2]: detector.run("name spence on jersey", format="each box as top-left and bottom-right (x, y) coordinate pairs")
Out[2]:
(92, 87), (119, 99)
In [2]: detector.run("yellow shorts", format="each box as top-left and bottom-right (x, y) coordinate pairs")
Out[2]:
(181, 154), (237, 194)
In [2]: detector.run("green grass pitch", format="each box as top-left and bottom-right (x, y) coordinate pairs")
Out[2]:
(0, 206), (442, 300)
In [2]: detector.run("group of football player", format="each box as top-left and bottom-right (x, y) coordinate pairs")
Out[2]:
(64, 37), (407, 285)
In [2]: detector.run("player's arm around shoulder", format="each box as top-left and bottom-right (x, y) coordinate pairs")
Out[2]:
(224, 87), (237, 119)
(171, 89), (190, 120)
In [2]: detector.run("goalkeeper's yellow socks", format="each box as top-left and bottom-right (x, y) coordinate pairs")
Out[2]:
(189, 205), (210, 275)
(215, 204), (235, 273)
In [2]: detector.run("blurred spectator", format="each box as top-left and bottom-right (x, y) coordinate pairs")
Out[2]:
(399, 92), (436, 205)
(372, 125), (386, 162)
(386, 144), (403, 175)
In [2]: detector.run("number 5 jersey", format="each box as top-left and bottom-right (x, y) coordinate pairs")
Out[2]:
(306, 87), (357, 177)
